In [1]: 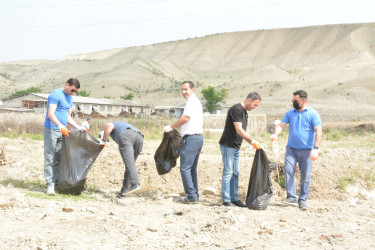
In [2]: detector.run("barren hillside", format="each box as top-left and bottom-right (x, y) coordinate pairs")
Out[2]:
(1, 23), (375, 121)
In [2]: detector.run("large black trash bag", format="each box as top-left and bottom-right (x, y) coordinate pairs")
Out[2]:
(58, 129), (103, 195)
(154, 129), (182, 175)
(246, 148), (276, 210)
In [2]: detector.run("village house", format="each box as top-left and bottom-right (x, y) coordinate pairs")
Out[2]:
(0, 93), (152, 117)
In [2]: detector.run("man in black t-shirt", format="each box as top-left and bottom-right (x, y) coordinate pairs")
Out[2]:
(219, 92), (262, 207)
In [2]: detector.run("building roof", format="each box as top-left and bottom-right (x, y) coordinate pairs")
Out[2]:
(28, 93), (147, 107)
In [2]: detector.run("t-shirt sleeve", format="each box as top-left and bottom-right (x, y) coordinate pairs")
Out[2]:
(311, 110), (322, 127)
(48, 91), (59, 105)
(281, 111), (290, 124)
(229, 107), (243, 123)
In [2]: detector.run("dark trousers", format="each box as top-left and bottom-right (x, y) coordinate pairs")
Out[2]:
(118, 130), (143, 191)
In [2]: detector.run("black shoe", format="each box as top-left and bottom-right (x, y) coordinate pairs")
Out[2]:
(232, 200), (247, 208)
(223, 202), (236, 207)
(119, 184), (141, 197)
(180, 197), (199, 204)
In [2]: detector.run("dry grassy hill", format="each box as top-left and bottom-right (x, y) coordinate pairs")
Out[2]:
(1, 23), (375, 121)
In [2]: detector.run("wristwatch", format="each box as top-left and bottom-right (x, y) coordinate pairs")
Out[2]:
(313, 146), (319, 149)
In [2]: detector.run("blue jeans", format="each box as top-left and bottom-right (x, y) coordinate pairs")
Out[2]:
(44, 127), (62, 186)
(180, 134), (203, 201)
(220, 144), (241, 203)
(284, 145), (313, 203)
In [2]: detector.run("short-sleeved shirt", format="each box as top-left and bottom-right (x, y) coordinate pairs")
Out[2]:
(110, 121), (142, 144)
(281, 106), (322, 149)
(181, 93), (203, 137)
(44, 88), (73, 129)
(219, 103), (248, 149)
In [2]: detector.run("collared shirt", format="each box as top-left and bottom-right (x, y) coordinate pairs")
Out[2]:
(281, 106), (322, 149)
(181, 93), (203, 137)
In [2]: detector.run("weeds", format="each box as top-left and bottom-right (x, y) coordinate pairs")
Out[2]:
(26, 192), (97, 201)
(337, 165), (375, 191)
(1, 178), (98, 201)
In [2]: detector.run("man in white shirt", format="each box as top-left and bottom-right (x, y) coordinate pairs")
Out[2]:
(163, 81), (203, 204)
(81, 118), (91, 133)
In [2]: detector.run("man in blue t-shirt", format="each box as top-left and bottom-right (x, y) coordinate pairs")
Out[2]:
(99, 121), (144, 198)
(44, 78), (83, 195)
(271, 90), (322, 210)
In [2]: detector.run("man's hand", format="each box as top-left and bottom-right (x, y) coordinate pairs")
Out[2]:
(310, 148), (319, 160)
(99, 140), (106, 147)
(163, 125), (173, 132)
(271, 134), (278, 141)
(251, 139), (260, 150)
(59, 125), (69, 137)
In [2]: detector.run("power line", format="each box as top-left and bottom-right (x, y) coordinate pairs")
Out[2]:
(0, 0), (303, 28)
(0, 0), (169, 8)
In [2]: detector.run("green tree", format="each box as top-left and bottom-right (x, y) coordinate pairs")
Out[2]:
(8, 87), (42, 99)
(76, 90), (90, 97)
(201, 86), (228, 113)
(120, 93), (134, 100)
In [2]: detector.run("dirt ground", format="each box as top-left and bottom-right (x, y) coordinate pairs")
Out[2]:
(0, 135), (374, 249)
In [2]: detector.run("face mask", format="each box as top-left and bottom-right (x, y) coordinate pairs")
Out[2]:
(293, 100), (301, 110)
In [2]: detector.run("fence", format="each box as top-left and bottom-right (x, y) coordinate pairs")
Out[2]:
(203, 114), (267, 134)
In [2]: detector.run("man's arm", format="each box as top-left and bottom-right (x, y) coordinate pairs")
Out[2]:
(313, 126), (322, 147)
(48, 103), (63, 128)
(102, 122), (114, 142)
(273, 122), (287, 136)
(67, 109), (81, 129)
(233, 122), (254, 144)
(170, 115), (190, 129)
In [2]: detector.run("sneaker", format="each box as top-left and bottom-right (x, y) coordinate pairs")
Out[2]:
(180, 197), (199, 204)
(282, 197), (297, 206)
(222, 202), (236, 207)
(299, 202), (308, 210)
(232, 200), (247, 208)
(46, 184), (55, 196)
(120, 184), (141, 196)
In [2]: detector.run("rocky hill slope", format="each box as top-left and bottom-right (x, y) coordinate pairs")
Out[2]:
(1, 23), (375, 121)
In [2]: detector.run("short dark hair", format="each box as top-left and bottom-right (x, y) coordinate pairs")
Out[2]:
(181, 81), (194, 89)
(86, 118), (91, 121)
(246, 92), (261, 101)
(293, 90), (307, 99)
(67, 78), (80, 89)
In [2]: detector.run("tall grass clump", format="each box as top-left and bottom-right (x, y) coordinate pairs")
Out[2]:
(0, 113), (44, 139)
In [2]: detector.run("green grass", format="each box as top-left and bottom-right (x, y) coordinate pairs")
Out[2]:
(26, 192), (97, 201)
(1, 178), (98, 201)
(337, 165), (375, 191)
(274, 177), (285, 189)
(0, 132), (44, 140)
(0, 179), (45, 189)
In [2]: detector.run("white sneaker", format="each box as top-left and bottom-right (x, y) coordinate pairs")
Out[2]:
(47, 185), (55, 195)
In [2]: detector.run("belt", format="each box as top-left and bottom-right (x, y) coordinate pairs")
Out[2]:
(182, 133), (202, 139)
(126, 128), (144, 138)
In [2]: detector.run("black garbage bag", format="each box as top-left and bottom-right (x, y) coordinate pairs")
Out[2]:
(154, 129), (182, 175)
(58, 129), (103, 195)
(246, 148), (276, 210)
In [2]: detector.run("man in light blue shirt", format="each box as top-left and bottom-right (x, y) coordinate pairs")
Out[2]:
(44, 78), (83, 195)
(271, 90), (322, 210)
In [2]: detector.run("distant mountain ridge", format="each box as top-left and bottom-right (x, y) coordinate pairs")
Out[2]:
(1, 22), (375, 121)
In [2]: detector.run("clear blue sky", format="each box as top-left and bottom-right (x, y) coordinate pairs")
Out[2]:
(1, 0), (374, 62)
